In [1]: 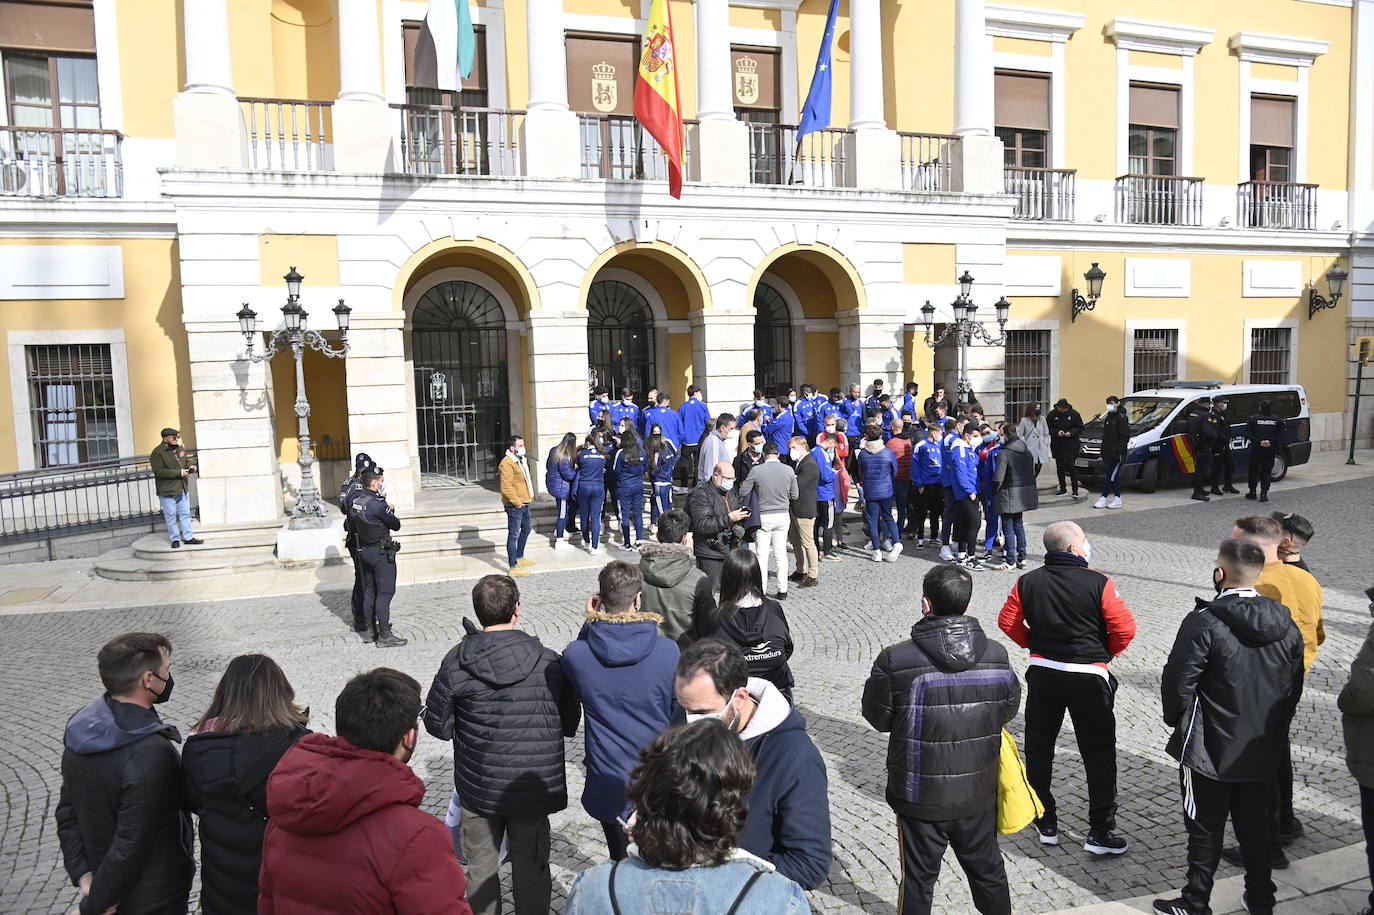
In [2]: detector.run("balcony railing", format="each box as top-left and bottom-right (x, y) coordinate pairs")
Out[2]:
(1238, 180), (1318, 230)
(0, 126), (123, 198)
(394, 105), (523, 177)
(1005, 167), (1076, 221)
(898, 132), (958, 192)
(747, 124), (851, 188)
(578, 114), (698, 182)
(239, 98), (333, 171)
(1115, 174), (1204, 226)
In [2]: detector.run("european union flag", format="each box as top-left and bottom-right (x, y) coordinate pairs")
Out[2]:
(798, 0), (840, 137)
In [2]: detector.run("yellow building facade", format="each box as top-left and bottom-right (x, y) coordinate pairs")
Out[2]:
(1, 0), (1371, 526)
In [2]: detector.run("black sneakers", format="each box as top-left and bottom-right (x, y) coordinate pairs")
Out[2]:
(1083, 830), (1129, 855)
(1152, 900), (1195, 915)
(184, 537), (204, 545)
(1035, 821), (1059, 845)
(1219, 844), (1288, 869)
(375, 629), (408, 648)
(170, 540), (181, 549)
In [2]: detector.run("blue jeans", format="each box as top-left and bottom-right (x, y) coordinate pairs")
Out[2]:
(554, 497), (572, 538)
(864, 496), (898, 550)
(650, 482), (673, 522)
(579, 487), (604, 547)
(505, 504), (531, 568)
(1103, 461), (1122, 498)
(982, 494), (999, 550)
(159, 492), (194, 542)
(1001, 512), (1026, 562)
(617, 487), (644, 543)
(892, 479), (910, 534)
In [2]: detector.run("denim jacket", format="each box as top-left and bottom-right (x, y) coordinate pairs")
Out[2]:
(565, 852), (809, 915)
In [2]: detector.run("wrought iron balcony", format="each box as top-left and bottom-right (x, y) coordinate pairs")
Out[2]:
(0, 126), (123, 198)
(898, 132), (958, 192)
(578, 114), (698, 182)
(394, 105), (523, 177)
(1005, 167), (1076, 221)
(1237, 180), (1318, 230)
(1114, 174), (1204, 227)
(239, 98), (334, 171)
(747, 123), (851, 188)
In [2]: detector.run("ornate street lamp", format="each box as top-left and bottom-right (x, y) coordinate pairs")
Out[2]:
(1070, 262), (1107, 323)
(1309, 263), (1347, 319)
(920, 272), (1012, 404)
(238, 267), (351, 525)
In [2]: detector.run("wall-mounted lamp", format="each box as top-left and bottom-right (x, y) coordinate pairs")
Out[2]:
(1070, 262), (1106, 323)
(1308, 263), (1347, 319)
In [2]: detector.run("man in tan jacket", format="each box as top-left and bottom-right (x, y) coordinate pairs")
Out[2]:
(499, 435), (535, 577)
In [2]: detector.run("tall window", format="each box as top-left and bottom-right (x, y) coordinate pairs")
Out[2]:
(994, 72), (1049, 169)
(753, 282), (792, 397)
(1128, 84), (1179, 176)
(587, 280), (656, 400)
(1004, 330), (1051, 420)
(1131, 328), (1179, 392)
(1249, 96), (1294, 182)
(402, 21), (488, 108)
(27, 343), (118, 467)
(1249, 327), (1292, 384)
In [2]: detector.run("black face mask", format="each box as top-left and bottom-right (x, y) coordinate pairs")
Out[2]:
(1212, 567), (1225, 595)
(150, 670), (174, 704)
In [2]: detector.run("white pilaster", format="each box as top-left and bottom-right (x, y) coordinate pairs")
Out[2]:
(954, 0), (994, 137)
(528, 312), (592, 467)
(691, 311), (756, 416)
(520, 0), (581, 177)
(173, 0), (246, 169)
(697, 0), (733, 122)
(333, 0), (394, 172)
(346, 316), (416, 510)
(1352, 0), (1374, 242)
(848, 0), (884, 130)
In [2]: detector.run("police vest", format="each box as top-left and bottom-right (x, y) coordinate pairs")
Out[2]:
(348, 490), (389, 545)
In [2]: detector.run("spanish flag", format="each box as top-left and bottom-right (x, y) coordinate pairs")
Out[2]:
(634, 0), (684, 198)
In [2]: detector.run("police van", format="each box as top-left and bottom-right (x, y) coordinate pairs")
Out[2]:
(1075, 382), (1311, 492)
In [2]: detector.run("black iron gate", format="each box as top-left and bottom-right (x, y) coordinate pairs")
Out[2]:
(587, 280), (655, 399)
(411, 280), (509, 484)
(753, 282), (793, 397)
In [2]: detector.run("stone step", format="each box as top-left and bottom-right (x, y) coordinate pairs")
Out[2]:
(93, 547), (279, 582)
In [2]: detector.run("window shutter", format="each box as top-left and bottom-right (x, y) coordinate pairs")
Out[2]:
(403, 20), (487, 92)
(0, 0), (95, 53)
(994, 72), (1050, 131)
(1129, 84), (1179, 129)
(1250, 96), (1294, 148)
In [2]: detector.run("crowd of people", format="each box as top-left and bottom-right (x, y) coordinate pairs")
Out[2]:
(56, 477), (1374, 915)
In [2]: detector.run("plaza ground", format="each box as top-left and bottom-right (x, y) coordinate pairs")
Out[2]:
(3, 455), (1372, 914)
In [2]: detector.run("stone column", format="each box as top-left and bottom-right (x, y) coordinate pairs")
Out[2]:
(527, 312), (593, 473)
(694, 0), (749, 184)
(521, 0), (581, 177)
(345, 315), (416, 510)
(333, 0), (393, 172)
(950, 0), (1003, 193)
(837, 308), (906, 392)
(843, 0), (899, 189)
(173, 0), (247, 168)
(185, 318), (283, 525)
(691, 310), (756, 417)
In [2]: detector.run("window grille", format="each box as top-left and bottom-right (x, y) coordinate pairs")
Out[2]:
(1131, 329), (1178, 392)
(1004, 330), (1051, 421)
(27, 343), (118, 467)
(1249, 327), (1291, 385)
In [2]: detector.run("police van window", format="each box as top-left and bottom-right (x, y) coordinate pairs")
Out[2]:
(1271, 391), (1301, 418)
(1119, 396), (1181, 433)
(1166, 401), (1198, 436)
(1226, 393), (1258, 421)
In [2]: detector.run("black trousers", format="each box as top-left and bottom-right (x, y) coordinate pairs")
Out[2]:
(1178, 768), (1274, 915)
(896, 806), (1011, 915)
(347, 540), (364, 629)
(1207, 449), (1229, 489)
(358, 545), (397, 631)
(814, 500), (836, 554)
(1266, 734), (1297, 854)
(697, 555), (724, 591)
(952, 497), (981, 554)
(460, 806), (552, 915)
(1053, 450), (1079, 492)
(1363, 784), (1374, 910)
(911, 484), (943, 539)
(601, 820), (630, 861)
(1248, 447), (1277, 495)
(1192, 448), (1213, 496)
(1024, 666), (1118, 832)
(678, 443), (700, 489)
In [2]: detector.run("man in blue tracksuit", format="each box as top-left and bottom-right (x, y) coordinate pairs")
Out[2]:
(910, 424), (945, 545)
(950, 425), (983, 566)
(818, 389), (844, 442)
(677, 385), (712, 488)
(874, 396), (900, 440)
(811, 435), (840, 560)
(840, 385), (867, 446)
(641, 393), (682, 446)
(795, 384), (820, 442)
(609, 388), (640, 433)
(977, 430), (1002, 554)
(938, 417), (965, 558)
(766, 403), (798, 456)
(589, 387), (611, 430)
(574, 439), (608, 553)
(865, 379), (888, 416)
(902, 382), (921, 421)
(738, 391), (774, 426)
(856, 427), (902, 561)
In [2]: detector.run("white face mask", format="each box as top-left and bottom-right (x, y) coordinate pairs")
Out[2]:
(752, 442), (763, 454)
(685, 700), (738, 729)
(789, 394), (797, 403)
(790, 448), (805, 461)
(514, 446), (526, 456)
(1082, 540), (1093, 564)
(1107, 404), (1117, 413)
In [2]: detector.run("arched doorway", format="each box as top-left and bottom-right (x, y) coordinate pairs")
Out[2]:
(411, 279), (509, 484)
(587, 279), (656, 399)
(753, 282), (794, 397)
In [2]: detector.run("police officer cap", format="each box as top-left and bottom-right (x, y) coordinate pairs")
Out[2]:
(1259, 399), (1273, 412)
(354, 451), (374, 471)
(1195, 396), (1212, 405)
(161, 427), (179, 437)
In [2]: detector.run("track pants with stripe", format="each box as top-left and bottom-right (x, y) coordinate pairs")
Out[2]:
(1175, 766), (1275, 915)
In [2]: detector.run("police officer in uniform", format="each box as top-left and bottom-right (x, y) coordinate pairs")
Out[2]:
(1209, 396), (1241, 495)
(1245, 399), (1286, 502)
(339, 452), (376, 633)
(348, 469), (407, 647)
(1186, 397), (1216, 501)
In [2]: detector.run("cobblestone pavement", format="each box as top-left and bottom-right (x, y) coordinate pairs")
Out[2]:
(4, 479), (1371, 914)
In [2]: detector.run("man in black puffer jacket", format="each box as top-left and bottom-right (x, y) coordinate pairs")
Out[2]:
(56, 632), (194, 915)
(863, 565), (1021, 915)
(1153, 538), (1304, 915)
(424, 575), (581, 915)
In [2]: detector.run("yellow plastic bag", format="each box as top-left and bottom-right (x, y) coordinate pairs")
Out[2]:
(997, 729), (1044, 834)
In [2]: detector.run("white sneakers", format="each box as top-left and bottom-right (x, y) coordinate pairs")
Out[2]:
(884, 542), (903, 562)
(1093, 496), (1108, 509)
(939, 544), (954, 561)
(1108, 497), (1123, 509)
(589, 546), (604, 556)
(554, 538), (572, 552)
(871, 549), (884, 563)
